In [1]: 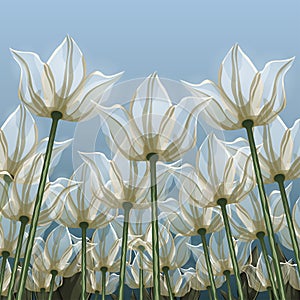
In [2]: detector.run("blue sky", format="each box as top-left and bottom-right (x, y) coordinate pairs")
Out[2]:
(1, 1), (300, 298)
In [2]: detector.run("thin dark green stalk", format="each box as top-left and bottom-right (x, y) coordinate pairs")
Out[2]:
(207, 286), (213, 300)
(198, 228), (218, 300)
(7, 216), (29, 300)
(95, 290), (100, 300)
(223, 270), (233, 300)
(17, 111), (62, 300)
(267, 287), (273, 300)
(40, 288), (46, 300)
(243, 119), (286, 300)
(147, 153), (160, 300)
(274, 174), (300, 276)
(138, 246), (144, 300)
(162, 267), (174, 300)
(0, 251), (9, 296)
(256, 232), (279, 300)
(80, 222), (89, 300)
(101, 267), (107, 300)
(118, 202), (132, 300)
(48, 270), (58, 300)
(217, 198), (244, 300)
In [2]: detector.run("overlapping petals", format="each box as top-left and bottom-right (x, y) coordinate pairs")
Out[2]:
(11, 36), (122, 121)
(183, 44), (294, 129)
(95, 73), (210, 161)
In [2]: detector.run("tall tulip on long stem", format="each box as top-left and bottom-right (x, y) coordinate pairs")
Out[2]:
(93, 74), (209, 299)
(183, 44), (294, 300)
(17, 112), (62, 299)
(11, 36), (122, 299)
(243, 119), (285, 298)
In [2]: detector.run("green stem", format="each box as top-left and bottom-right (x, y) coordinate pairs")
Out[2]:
(198, 228), (218, 300)
(95, 290), (100, 300)
(162, 267), (174, 300)
(274, 174), (300, 276)
(147, 153), (160, 300)
(80, 222), (89, 300)
(207, 286), (213, 300)
(40, 288), (46, 300)
(7, 216), (29, 300)
(223, 270), (233, 300)
(16, 111), (62, 300)
(267, 287), (273, 300)
(257, 232), (279, 300)
(243, 120), (286, 300)
(138, 247), (144, 300)
(48, 270), (58, 300)
(217, 198), (244, 300)
(118, 202), (132, 300)
(101, 267), (107, 300)
(0, 251), (9, 296)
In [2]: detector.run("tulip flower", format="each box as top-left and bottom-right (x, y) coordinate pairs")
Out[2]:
(254, 116), (300, 274)
(80, 151), (152, 300)
(178, 133), (254, 300)
(58, 160), (117, 299)
(31, 226), (81, 299)
(0, 216), (27, 294)
(163, 178), (223, 300)
(183, 44), (294, 300)
(277, 191), (300, 255)
(87, 270), (119, 300)
(243, 253), (290, 298)
(160, 268), (192, 298)
(229, 185), (287, 300)
(187, 266), (225, 298)
(86, 223), (121, 299)
(11, 36), (122, 299)
(3, 151), (73, 300)
(93, 72), (209, 300)
(143, 223), (190, 300)
(25, 266), (62, 298)
(126, 251), (153, 300)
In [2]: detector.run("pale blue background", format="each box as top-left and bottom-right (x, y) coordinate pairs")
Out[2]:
(1, 1), (300, 299)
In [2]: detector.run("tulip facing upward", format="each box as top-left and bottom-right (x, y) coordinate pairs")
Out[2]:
(11, 36), (122, 300)
(183, 45), (294, 300)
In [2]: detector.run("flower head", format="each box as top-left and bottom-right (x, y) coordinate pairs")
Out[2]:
(95, 73), (209, 161)
(183, 44), (294, 130)
(11, 36), (122, 121)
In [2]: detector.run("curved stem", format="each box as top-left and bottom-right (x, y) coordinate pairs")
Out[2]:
(243, 120), (286, 300)
(0, 251), (9, 296)
(80, 222), (89, 300)
(40, 288), (46, 300)
(147, 153), (161, 300)
(217, 199), (244, 300)
(267, 287), (273, 300)
(207, 286), (213, 300)
(7, 216), (29, 300)
(101, 267), (107, 300)
(223, 270), (233, 300)
(118, 202), (132, 300)
(275, 174), (300, 276)
(95, 290), (100, 300)
(198, 228), (218, 300)
(48, 270), (58, 300)
(162, 267), (174, 300)
(257, 232), (279, 300)
(17, 112), (62, 300)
